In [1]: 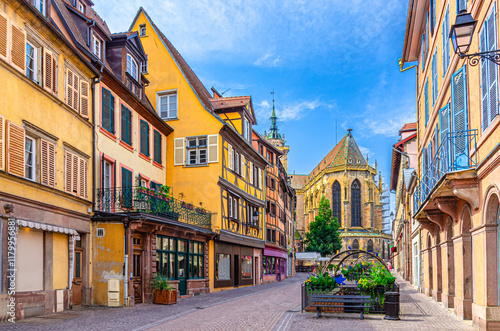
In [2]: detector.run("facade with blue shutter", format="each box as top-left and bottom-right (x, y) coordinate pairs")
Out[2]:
(401, 0), (500, 329)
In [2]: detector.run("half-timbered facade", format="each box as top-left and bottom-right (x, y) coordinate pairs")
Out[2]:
(0, 0), (98, 319)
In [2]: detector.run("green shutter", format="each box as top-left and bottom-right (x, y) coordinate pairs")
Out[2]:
(154, 130), (162, 164)
(140, 120), (150, 157)
(121, 105), (132, 145)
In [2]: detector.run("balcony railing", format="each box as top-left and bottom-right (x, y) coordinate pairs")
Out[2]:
(414, 130), (477, 214)
(96, 186), (212, 228)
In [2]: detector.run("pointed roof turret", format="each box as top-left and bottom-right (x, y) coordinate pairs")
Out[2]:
(309, 129), (367, 175)
(267, 91), (282, 140)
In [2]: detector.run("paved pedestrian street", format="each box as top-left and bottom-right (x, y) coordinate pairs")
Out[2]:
(2, 273), (474, 331)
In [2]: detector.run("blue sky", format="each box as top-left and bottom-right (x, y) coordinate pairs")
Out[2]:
(94, 0), (416, 187)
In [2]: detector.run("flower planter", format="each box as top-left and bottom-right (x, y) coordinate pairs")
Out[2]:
(154, 289), (177, 305)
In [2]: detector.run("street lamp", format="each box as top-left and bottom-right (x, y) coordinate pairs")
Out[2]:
(450, 10), (500, 66)
(252, 210), (259, 226)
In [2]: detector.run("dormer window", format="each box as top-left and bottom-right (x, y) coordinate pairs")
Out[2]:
(92, 35), (102, 59)
(243, 117), (250, 141)
(126, 54), (138, 81)
(77, 1), (85, 14)
(32, 0), (45, 16)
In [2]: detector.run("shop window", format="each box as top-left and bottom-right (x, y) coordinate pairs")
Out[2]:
(263, 256), (276, 275)
(241, 256), (253, 279)
(216, 253), (231, 280)
(156, 236), (204, 280)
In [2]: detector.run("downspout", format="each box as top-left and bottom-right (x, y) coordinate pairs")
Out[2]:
(91, 69), (102, 212)
(124, 219), (130, 306)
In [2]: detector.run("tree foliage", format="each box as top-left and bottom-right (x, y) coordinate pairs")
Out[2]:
(304, 195), (342, 257)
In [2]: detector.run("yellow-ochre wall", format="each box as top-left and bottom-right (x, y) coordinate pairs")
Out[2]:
(53, 233), (69, 289)
(92, 222), (125, 306)
(0, 2), (94, 214)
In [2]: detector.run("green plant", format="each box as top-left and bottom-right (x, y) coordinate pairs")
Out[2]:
(150, 274), (174, 293)
(305, 271), (337, 292)
(356, 262), (395, 306)
(304, 196), (342, 256)
(160, 185), (171, 196)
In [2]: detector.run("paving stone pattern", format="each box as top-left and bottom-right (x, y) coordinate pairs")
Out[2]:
(0, 273), (475, 331)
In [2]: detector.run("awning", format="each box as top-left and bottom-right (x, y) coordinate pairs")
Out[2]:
(295, 252), (321, 261)
(16, 219), (80, 239)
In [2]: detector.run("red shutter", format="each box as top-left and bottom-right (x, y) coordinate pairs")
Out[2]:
(65, 151), (72, 193)
(41, 139), (56, 187)
(6, 121), (25, 177)
(72, 153), (78, 195)
(0, 114), (4, 171)
(10, 21), (25, 73)
(0, 11), (8, 62)
(43, 48), (53, 92)
(80, 80), (89, 118)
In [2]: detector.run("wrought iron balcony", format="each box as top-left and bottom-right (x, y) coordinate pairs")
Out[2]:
(413, 130), (477, 214)
(96, 186), (212, 228)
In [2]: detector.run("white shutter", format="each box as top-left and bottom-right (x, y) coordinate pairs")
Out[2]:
(228, 196), (233, 218)
(241, 155), (245, 178)
(207, 134), (219, 163)
(258, 168), (262, 189)
(228, 143), (233, 170)
(174, 137), (185, 166)
(487, 7), (498, 127)
(0, 114), (4, 171)
(249, 161), (254, 185)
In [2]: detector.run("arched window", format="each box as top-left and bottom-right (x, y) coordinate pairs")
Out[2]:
(352, 239), (359, 250)
(367, 239), (374, 252)
(351, 179), (361, 227)
(332, 181), (341, 226)
(126, 54), (138, 81)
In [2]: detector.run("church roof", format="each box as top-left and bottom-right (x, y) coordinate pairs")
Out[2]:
(309, 130), (367, 176)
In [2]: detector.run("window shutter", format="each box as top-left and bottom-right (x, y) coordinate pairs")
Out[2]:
(80, 80), (89, 118)
(424, 79), (429, 126)
(439, 104), (450, 144)
(67, 69), (74, 108)
(432, 49), (437, 107)
(40, 139), (56, 187)
(207, 134), (218, 163)
(480, 26), (489, 130)
(487, 7), (498, 127)
(442, 7), (450, 75)
(249, 161), (254, 185)
(0, 11), (8, 62)
(451, 66), (469, 169)
(52, 55), (58, 94)
(43, 48), (53, 93)
(228, 143), (233, 170)
(10, 21), (25, 73)
(258, 168), (262, 189)
(173, 137), (185, 166)
(78, 157), (85, 198)
(65, 151), (72, 193)
(72, 153), (79, 195)
(6, 121), (25, 177)
(241, 155), (245, 178)
(0, 114), (3, 171)
(73, 74), (79, 111)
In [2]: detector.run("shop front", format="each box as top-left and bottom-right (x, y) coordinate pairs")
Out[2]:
(262, 246), (288, 284)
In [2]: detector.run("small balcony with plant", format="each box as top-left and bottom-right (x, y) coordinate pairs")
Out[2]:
(96, 185), (212, 229)
(413, 129), (478, 221)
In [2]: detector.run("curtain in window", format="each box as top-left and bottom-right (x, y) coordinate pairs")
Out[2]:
(351, 179), (361, 227)
(332, 181), (341, 226)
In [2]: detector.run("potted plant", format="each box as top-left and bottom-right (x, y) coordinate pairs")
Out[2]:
(151, 274), (177, 305)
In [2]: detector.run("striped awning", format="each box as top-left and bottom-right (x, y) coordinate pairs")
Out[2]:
(16, 219), (80, 239)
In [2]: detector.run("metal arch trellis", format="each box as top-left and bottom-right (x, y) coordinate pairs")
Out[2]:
(321, 249), (390, 274)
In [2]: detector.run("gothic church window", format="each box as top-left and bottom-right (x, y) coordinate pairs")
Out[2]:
(332, 181), (341, 226)
(351, 179), (361, 227)
(367, 239), (374, 252)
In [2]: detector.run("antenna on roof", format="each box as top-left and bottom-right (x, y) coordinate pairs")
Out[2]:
(221, 88), (230, 96)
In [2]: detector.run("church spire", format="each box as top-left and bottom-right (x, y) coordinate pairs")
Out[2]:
(267, 91), (282, 140)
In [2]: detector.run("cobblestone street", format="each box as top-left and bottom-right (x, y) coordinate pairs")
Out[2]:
(0, 272), (476, 331)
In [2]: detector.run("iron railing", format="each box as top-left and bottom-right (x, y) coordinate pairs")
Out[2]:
(414, 130), (477, 213)
(96, 186), (212, 228)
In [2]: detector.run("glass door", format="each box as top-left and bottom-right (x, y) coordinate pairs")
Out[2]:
(177, 239), (187, 295)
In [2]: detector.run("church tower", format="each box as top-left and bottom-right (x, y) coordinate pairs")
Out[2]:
(265, 92), (290, 171)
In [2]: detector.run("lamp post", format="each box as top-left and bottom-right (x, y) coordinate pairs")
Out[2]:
(450, 10), (500, 66)
(252, 210), (259, 226)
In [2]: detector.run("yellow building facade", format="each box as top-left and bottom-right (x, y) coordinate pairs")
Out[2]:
(402, 0), (500, 329)
(130, 9), (267, 292)
(0, 0), (98, 320)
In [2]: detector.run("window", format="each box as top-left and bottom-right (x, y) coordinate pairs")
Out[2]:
(120, 105), (132, 146)
(32, 0), (45, 16)
(367, 239), (374, 252)
(92, 35), (102, 59)
(430, 0), (436, 34)
(153, 130), (162, 164)
(442, 6), (450, 76)
(64, 150), (88, 198)
(103, 160), (112, 190)
(263, 256), (276, 275)
(102, 88), (115, 134)
(140, 120), (150, 157)
(25, 136), (36, 181)
(66, 68), (89, 117)
(216, 253), (231, 281)
(189, 241), (204, 279)
(77, 1), (85, 14)
(351, 179), (361, 227)
(186, 136), (207, 165)
(241, 256), (253, 279)
(158, 92), (178, 119)
(126, 54), (138, 81)
(141, 57), (148, 73)
(267, 151), (273, 164)
(432, 48), (437, 107)
(480, 6), (499, 130)
(121, 167), (133, 207)
(26, 41), (37, 82)
(332, 181), (341, 226)
(228, 195), (239, 220)
(247, 205), (258, 227)
(139, 24), (147, 36)
(157, 237), (204, 280)
(243, 117), (250, 141)
(233, 150), (240, 174)
(424, 79), (429, 127)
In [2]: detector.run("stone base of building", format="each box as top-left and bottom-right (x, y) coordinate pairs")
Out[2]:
(186, 279), (210, 296)
(432, 290), (442, 302)
(14, 289), (70, 320)
(441, 293), (454, 308)
(454, 297), (472, 320)
(472, 303), (500, 330)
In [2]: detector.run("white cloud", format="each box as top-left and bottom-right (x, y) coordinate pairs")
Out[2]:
(358, 146), (374, 159)
(254, 53), (281, 67)
(278, 100), (321, 121)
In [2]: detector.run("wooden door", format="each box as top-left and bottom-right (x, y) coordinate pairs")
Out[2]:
(72, 243), (83, 305)
(132, 234), (144, 303)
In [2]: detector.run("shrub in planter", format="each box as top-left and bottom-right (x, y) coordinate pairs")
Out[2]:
(151, 274), (177, 305)
(305, 271), (338, 293)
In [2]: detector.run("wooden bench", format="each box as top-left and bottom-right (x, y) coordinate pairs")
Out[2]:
(310, 294), (372, 319)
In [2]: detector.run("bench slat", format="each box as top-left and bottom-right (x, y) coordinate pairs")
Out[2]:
(311, 300), (371, 304)
(311, 295), (371, 299)
(311, 305), (369, 308)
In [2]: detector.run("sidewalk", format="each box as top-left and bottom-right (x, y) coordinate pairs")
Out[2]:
(0, 274), (308, 331)
(284, 273), (475, 331)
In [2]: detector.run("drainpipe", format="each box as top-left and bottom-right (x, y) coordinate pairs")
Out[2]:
(91, 73), (101, 212)
(124, 219), (129, 306)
